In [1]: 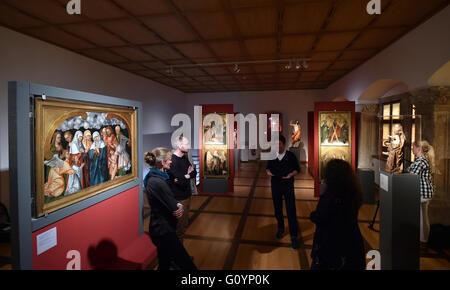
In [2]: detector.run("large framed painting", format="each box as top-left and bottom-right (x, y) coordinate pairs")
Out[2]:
(318, 111), (352, 181)
(35, 98), (138, 217)
(202, 113), (229, 178)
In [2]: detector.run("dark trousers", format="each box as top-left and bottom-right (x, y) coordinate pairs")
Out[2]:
(271, 181), (298, 238)
(151, 231), (197, 270)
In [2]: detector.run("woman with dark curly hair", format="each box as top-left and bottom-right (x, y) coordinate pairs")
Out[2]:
(310, 159), (365, 270)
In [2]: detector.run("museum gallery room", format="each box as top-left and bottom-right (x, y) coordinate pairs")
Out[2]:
(0, 0), (449, 271)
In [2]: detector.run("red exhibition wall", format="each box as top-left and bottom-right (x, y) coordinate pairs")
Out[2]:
(32, 186), (156, 270)
(314, 102), (356, 198)
(199, 104), (234, 194)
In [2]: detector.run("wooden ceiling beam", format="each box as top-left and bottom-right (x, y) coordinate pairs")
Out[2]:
(290, 0), (339, 89)
(315, 0), (396, 85)
(0, 1), (197, 90)
(49, 0), (205, 87)
(219, 0), (265, 86)
(107, 0), (223, 89)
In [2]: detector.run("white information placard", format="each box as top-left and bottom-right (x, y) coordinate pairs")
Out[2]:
(380, 173), (389, 192)
(36, 227), (57, 255)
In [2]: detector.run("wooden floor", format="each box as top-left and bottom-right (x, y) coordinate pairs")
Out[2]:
(144, 161), (450, 270)
(1, 161), (449, 270)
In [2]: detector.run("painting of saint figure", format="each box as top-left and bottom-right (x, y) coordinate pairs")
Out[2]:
(203, 113), (227, 145)
(319, 147), (351, 181)
(203, 146), (228, 177)
(319, 112), (351, 146)
(318, 111), (352, 182)
(36, 98), (137, 217)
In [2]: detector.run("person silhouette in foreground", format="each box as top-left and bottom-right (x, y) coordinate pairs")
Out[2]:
(310, 159), (365, 270)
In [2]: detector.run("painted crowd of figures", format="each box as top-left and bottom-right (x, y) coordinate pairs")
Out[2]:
(44, 125), (131, 201)
(320, 119), (350, 145)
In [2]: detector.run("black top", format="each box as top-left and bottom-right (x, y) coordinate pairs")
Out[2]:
(145, 171), (179, 237)
(266, 150), (300, 184)
(168, 153), (197, 200)
(310, 188), (365, 269)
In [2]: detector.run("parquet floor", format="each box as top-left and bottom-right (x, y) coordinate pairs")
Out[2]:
(144, 161), (450, 270)
(1, 161), (448, 270)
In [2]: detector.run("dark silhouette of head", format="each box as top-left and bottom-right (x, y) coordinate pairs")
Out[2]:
(324, 159), (362, 212)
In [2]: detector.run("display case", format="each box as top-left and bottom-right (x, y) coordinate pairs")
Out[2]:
(377, 114), (422, 270)
(378, 114), (422, 175)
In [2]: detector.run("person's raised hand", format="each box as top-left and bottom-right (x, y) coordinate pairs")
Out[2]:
(173, 204), (184, 219)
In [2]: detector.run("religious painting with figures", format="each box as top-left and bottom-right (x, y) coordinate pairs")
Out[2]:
(203, 146), (228, 177)
(35, 98), (137, 217)
(202, 112), (229, 178)
(203, 113), (227, 145)
(318, 111), (352, 181)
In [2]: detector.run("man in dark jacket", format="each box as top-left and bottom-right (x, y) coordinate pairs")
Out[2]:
(168, 136), (197, 244)
(266, 135), (300, 249)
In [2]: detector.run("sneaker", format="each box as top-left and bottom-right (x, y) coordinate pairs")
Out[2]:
(276, 229), (284, 239)
(291, 238), (299, 250)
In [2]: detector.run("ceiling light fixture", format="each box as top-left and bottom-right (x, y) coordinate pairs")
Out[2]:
(302, 60), (309, 70)
(295, 59), (301, 70)
(285, 60), (292, 70)
(234, 64), (240, 73)
(165, 57), (311, 73)
(166, 66), (174, 75)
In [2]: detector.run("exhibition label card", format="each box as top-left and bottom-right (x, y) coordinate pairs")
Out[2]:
(36, 227), (57, 255)
(380, 173), (389, 192)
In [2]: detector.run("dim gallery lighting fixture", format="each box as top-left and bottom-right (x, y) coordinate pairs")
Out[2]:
(165, 57), (310, 75)
(234, 63), (241, 73)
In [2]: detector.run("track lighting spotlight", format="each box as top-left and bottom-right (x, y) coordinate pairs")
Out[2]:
(302, 60), (309, 69)
(285, 60), (292, 70)
(295, 59), (300, 70)
(234, 64), (240, 73)
(166, 66), (174, 75)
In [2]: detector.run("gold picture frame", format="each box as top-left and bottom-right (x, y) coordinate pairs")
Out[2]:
(202, 113), (229, 178)
(318, 111), (352, 181)
(35, 98), (138, 217)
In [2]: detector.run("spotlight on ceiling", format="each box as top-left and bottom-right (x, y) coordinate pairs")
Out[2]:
(285, 60), (292, 70)
(166, 66), (174, 75)
(234, 64), (240, 73)
(295, 59), (300, 70)
(302, 60), (309, 69)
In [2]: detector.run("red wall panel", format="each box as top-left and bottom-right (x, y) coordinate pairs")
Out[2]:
(32, 186), (155, 269)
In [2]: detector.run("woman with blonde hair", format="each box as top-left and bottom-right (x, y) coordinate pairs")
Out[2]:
(144, 147), (197, 270)
(407, 140), (435, 250)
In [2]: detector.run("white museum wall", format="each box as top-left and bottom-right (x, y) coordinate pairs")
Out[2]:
(184, 90), (332, 162)
(0, 26), (185, 209)
(326, 5), (450, 101)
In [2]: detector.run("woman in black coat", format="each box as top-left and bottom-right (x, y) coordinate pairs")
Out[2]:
(144, 147), (196, 270)
(310, 159), (366, 270)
